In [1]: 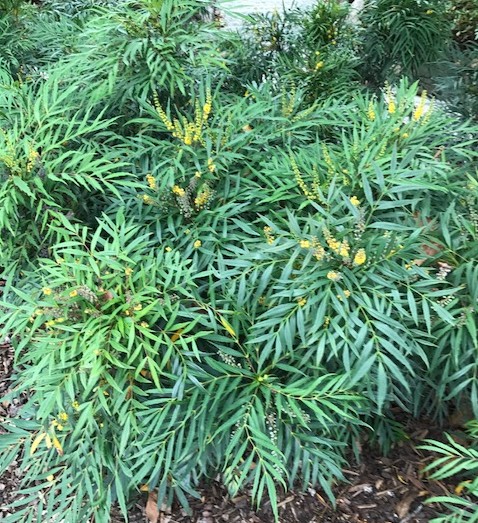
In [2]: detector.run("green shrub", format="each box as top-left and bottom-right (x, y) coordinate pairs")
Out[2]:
(0, 69), (131, 270)
(303, 0), (351, 48)
(1, 2), (478, 521)
(421, 422), (478, 522)
(57, 0), (224, 118)
(222, 2), (360, 101)
(0, 211), (363, 521)
(359, 0), (453, 83)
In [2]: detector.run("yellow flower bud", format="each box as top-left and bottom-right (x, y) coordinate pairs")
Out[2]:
(353, 248), (367, 265)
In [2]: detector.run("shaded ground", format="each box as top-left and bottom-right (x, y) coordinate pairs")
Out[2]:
(111, 434), (445, 523)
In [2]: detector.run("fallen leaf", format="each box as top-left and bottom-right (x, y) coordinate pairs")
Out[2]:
(395, 492), (417, 519)
(146, 491), (159, 523)
(52, 435), (63, 456)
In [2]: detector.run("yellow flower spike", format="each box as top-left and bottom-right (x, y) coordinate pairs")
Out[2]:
(338, 240), (350, 258)
(42, 287), (52, 296)
(413, 90), (428, 122)
(350, 196), (360, 206)
(327, 238), (341, 253)
(142, 194), (154, 205)
(146, 174), (156, 189)
(172, 185), (186, 197)
(385, 83), (396, 114)
(207, 158), (216, 173)
(299, 239), (311, 249)
(263, 226), (275, 245)
(314, 246), (325, 261)
(58, 412), (68, 422)
(193, 240), (202, 249)
(367, 101), (376, 121)
(297, 297), (307, 307)
(353, 248), (367, 265)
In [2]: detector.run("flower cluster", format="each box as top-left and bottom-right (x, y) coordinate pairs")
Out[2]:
(264, 226), (275, 245)
(153, 89), (212, 146)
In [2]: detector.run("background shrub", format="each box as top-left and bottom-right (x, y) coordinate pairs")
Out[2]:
(359, 0), (453, 84)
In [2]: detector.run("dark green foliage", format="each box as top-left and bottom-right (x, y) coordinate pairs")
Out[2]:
(359, 0), (453, 83)
(433, 43), (478, 120)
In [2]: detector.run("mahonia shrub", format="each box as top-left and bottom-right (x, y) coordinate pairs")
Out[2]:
(124, 78), (477, 434)
(0, 69), (131, 271)
(222, 2), (360, 101)
(1, 1), (478, 520)
(0, 212), (363, 521)
(359, 0), (453, 83)
(55, 0), (224, 121)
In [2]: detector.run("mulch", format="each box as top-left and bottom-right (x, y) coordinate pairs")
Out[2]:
(0, 278), (460, 522)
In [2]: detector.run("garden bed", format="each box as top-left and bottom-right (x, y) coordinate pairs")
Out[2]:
(1, 1), (477, 522)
